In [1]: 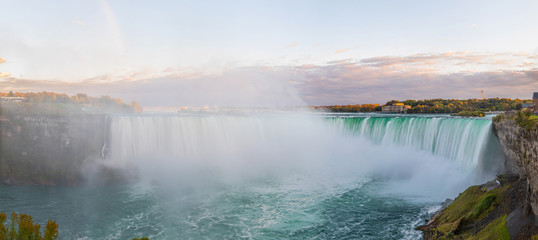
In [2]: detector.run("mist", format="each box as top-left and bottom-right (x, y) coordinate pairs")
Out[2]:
(98, 113), (494, 202)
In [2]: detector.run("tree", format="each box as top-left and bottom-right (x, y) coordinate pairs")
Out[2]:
(386, 100), (400, 106)
(404, 100), (417, 107)
(7, 91), (14, 97)
(0, 211), (58, 240)
(130, 101), (143, 113)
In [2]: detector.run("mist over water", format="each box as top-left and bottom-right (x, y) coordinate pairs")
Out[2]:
(332, 115), (504, 181)
(82, 112), (501, 238)
(0, 112), (505, 239)
(106, 113), (501, 197)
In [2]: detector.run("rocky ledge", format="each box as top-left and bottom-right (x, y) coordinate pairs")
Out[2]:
(417, 176), (537, 239)
(493, 111), (538, 216)
(419, 111), (538, 239)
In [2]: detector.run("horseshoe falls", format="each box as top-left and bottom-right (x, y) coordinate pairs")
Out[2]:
(0, 113), (505, 239)
(332, 116), (504, 178)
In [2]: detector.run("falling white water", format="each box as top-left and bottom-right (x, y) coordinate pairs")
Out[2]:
(105, 113), (504, 194)
(331, 116), (504, 174)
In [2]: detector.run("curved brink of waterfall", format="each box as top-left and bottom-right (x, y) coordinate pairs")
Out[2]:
(331, 116), (505, 181)
(105, 114), (505, 192)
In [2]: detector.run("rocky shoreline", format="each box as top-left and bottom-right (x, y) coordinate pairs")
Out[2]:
(418, 111), (538, 239)
(417, 175), (536, 239)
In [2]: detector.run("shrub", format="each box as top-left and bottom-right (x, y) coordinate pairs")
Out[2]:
(515, 110), (538, 131)
(492, 113), (505, 122)
(451, 110), (485, 117)
(0, 211), (148, 239)
(0, 211), (58, 240)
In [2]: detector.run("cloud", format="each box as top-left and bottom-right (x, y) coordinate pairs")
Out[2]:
(0, 58), (9, 77)
(72, 19), (86, 26)
(0, 68), (305, 107)
(1, 52), (535, 107)
(525, 69), (538, 81)
(293, 63), (536, 105)
(326, 58), (354, 65)
(287, 42), (297, 48)
(335, 46), (359, 54)
(335, 49), (348, 54)
(356, 52), (533, 73)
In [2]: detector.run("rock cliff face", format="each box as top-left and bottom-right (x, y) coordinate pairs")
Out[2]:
(0, 113), (109, 185)
(492, 112), (538, 216)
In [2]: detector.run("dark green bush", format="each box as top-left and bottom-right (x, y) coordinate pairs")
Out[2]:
(515, 110), (538, 131)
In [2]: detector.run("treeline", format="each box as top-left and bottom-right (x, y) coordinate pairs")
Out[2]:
(1, 91), (142, 113)
(451, 110), (486, 117)
(402, 98), (530, 113)
(318, 98), (532, 113)
(314, 104), (381, 112)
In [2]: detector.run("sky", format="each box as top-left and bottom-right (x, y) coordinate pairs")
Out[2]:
(0, 0), (537, 107)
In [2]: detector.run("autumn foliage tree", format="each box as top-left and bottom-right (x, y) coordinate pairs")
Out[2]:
(0, 211), (58, 240)
(317, 98), (531, 113)
(0, 91), (143, 114)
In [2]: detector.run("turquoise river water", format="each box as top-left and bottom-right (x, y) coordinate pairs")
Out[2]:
(0, 113), (505, 239)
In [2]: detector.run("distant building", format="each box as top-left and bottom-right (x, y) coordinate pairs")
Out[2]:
(0, 97), (27, 103)
(382, 103), (411, 113)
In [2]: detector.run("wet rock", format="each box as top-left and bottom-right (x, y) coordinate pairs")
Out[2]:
(493, 115), (538, 216)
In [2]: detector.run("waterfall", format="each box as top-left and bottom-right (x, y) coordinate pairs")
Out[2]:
(331, 116), (505, 177)
(106, 113), (504, 188)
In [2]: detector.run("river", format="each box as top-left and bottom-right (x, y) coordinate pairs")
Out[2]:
(0, 112), (505, 239)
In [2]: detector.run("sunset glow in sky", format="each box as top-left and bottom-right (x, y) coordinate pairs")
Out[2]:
(0, 0), (537, 106)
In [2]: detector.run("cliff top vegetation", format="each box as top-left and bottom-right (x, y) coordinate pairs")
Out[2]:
(493, 110), (538, 131)
(317, 98), (531, 113)
(451, 110), (486, 117)
(0, 91), (142, 114)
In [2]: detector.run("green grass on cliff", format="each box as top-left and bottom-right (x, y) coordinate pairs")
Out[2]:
(494, 110), (538, 131)
(468, 215), (510, 240)
(467, 193), (497, 220)
(429, 183), (511, 239)
(439, 185), (504, 226)
(515, 110), (538, 131)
